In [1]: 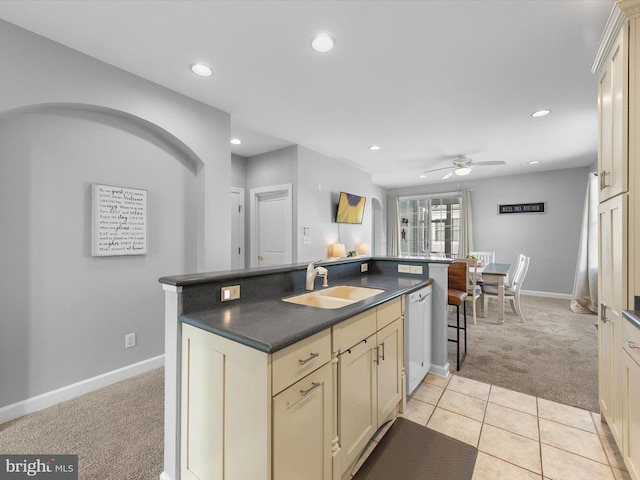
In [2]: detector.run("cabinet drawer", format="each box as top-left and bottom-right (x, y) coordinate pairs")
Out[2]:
(272, 329), (331, 395)
(623, 318), (640, 365)
(333, 309), (376, 353)
(377, 297), (402, 330)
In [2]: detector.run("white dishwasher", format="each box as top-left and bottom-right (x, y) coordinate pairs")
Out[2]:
(405, 284), (432, 395)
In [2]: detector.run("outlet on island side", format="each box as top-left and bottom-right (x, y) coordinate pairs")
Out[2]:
(125, 333), (136, 349)
(361, 263), (368, 273)
(221, 285), (241, 301)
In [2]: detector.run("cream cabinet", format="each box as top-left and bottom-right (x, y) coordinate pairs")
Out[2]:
(180, 295), (404, 480)
(623, 317), (640, 480)
(597, 22), (628, 203)
(273, 363), (333, 480)
(333, 298), (404, 478)
(594, 2), (640, 476)
(598, 194), (627, 445)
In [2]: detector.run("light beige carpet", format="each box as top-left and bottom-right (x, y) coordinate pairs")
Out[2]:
(0, 368), (163, 480)
(449, 295), (599, 412)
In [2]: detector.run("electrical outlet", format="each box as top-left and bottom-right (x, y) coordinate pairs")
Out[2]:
(221, 285), (240, 301)
(398, 264), (411, 273)
(410, 265), (423, 274)
(361, 263), (368, 273)
(125, 333), (136, 349)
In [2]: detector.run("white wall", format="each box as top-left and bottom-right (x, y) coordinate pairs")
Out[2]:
(0, 20), (231, 408)
(231, 154), (247, 188)
(297, 146), (373, 261)
(387, 166), (591, 295)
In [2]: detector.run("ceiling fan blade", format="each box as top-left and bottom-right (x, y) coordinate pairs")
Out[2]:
(423, 166), (454, 174)
(441, 171), (454, 180)
(473, 161), (506, 166)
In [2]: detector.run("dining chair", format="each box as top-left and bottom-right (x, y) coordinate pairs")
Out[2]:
(469, 251), (495, 282)
(464, 258), (483, 325)
(447, 260), (468, 370)
(470, 251), (495, 267)
(482, 254), (530, 323)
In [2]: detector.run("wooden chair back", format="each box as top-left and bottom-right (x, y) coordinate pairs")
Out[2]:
(448, 260), (468, 292)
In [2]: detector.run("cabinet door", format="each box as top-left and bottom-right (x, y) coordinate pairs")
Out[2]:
(338, 333), (377, 475)
(623, 350), (640, 480)
(598, 24), (628, 202)
(376, 318), (403, 425)
(273, 363), (333, 480)
(181, 323), (270, 480)
(598, 195), (628, 445)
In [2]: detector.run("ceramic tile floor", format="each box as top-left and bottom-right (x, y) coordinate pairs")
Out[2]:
(350, 374), (631, 480)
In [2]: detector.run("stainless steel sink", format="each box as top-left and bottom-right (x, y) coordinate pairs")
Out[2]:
(282, 285), (385, 309)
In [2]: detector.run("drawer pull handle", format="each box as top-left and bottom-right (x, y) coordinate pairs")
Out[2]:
(624, 339), (640, 349)
(298, 352), (320, 365)
(379, 342), (386, 361)
(300, 382), (321, 397)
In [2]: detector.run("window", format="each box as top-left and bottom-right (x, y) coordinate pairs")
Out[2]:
(398, 193), (462, 257)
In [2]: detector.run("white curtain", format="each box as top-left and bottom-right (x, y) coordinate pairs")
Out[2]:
(390, 196), (400, 256)
(458, 188), (474, 258)
(570, 173), (598, 314)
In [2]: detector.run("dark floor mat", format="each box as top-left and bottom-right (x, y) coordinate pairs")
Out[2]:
(351, 417), (477, 480)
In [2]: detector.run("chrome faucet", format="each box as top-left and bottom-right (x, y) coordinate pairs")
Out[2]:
(306, 260), (329, 291)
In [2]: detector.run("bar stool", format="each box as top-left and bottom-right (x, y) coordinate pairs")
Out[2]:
(447, 261), (468, 370)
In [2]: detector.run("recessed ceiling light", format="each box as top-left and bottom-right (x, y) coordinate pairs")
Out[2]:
(230, 138), (242, 145)
(527, 160), (540, 165)
(531, 109), (551, 118)
(311, 33), (335, 53)
(190, 63), (213, 77)
(369, 145), (381, 151)
(419, 174), (427, 178)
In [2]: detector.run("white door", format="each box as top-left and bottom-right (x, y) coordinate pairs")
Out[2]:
(251, 184), (292, 267)
(230, 187), (245, 270)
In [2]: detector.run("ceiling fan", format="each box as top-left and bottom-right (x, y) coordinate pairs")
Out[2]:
(422, 155), (506, 179)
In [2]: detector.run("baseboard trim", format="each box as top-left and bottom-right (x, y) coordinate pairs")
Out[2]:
(429, 363), (451, 379)
(521, 290), (572, 300)
(0, 355), (165, 425)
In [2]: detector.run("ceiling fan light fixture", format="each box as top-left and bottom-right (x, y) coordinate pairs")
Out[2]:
(454, 167), (472, 176)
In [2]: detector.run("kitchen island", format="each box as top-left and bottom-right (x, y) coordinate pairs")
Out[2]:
(158, 256), (451, 480)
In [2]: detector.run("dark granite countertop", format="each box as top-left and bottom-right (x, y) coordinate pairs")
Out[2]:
(623, 310), (640, 330)
(180, 273), (431, 354)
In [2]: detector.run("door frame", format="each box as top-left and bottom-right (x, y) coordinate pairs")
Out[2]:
(249, 183), (293, 268)
(230, 186), (245, 270)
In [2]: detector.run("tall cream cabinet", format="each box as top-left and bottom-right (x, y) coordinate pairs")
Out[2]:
(598, 195), (627, 444)
(181, 296), (404, 480)
(593, 2), (640, 479)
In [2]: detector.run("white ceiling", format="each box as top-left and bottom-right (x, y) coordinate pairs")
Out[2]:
(0, 0), (614, 188)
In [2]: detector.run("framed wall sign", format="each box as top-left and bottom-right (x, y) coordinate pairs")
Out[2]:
(498, 202), (546, 214)
(91, 183), (147, 256)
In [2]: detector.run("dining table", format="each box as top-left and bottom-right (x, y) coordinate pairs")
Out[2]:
(481, 263), (511, 323)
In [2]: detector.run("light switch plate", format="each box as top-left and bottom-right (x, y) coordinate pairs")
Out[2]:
(410, 265), (423, 274)
(398, 265), (411, 273)
(361, 263), (368, 273)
